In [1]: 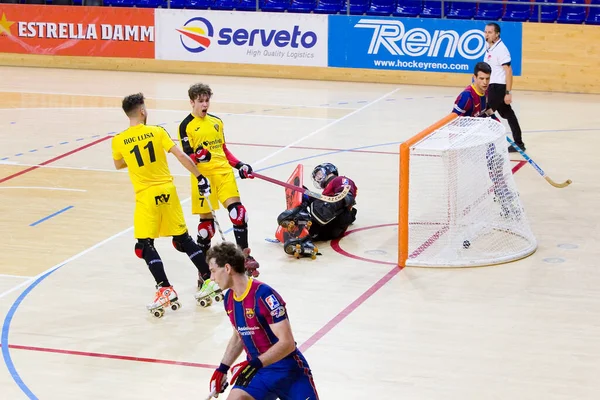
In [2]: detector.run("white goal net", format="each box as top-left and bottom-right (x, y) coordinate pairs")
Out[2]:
(406, 117), (537, 267)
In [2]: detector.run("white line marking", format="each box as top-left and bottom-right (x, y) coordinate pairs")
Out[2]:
(0, 90), (357, 110)
(0, 160), (18, 165)
(252, 88), (400, 167)
(0, 186), (86, 192)
(0, 107), (339, 121)
(0, 274), (32, 279)
(0, 89), (395, 298)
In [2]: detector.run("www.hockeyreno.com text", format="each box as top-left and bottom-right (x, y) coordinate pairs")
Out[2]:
(373, 59), (470, 70)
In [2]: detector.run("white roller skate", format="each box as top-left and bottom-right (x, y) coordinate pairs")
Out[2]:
(147, 285), (181, 318)
(195, 279), (223, 308)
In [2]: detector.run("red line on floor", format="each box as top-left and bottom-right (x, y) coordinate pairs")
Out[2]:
(0, 136), (112, 184)
(298, 266), (401, 353)
(5, 344), (218, 369)
(511, 160), (527, 174)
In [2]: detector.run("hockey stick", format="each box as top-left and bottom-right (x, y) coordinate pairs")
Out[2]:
(252, 172), (350, 203)
(205, 382), (229, 399)
(506, 137), (572, 188)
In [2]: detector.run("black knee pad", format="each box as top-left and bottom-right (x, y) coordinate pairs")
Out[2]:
(134, 239), (155, 259)
(172, 232), (193, 253)
(135, 239), (161, 265)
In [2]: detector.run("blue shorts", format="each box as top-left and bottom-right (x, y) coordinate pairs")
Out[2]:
(234, 351), (318, 400)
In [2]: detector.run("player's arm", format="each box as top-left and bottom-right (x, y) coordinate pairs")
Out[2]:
(257, 319), (296, 367)
(113, 158), (127, 170)
(228, 319), (297, 388)
(209, 329), (244, 395)
(223, 142), (253, 179)
(503, 63), (513, 103)
(168, 145), (203, 178)
(452, 92), (471, 116)
(221, 329), (245, 367)
(111, 139), (127, 170)
(178, 116), (195, 156)
(168, 145), (210, 194)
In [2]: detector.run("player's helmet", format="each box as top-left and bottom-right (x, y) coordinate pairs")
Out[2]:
(312, 163), (338, 189)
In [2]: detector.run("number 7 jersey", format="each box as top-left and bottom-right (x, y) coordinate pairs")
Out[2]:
(111, 124), (176, 194)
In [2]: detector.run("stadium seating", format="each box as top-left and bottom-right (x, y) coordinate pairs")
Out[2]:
(30, 0), (595, 26)
(586, 0), (600, 24)
(474, 0), (503, 20)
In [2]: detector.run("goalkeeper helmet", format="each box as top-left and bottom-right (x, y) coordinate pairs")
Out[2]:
(312, 163), (338, 189)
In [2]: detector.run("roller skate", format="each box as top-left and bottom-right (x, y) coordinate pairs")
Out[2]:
(243, 248), (260, 277)
(283, 236), (319, 259)
(195, 279), (223, 308)
(147, 285), (181, 318)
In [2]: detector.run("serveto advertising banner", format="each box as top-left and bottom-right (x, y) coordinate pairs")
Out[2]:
(156, 9), (328, 67)
(0, 4), (154, 58)
(328, 16), (522, 76)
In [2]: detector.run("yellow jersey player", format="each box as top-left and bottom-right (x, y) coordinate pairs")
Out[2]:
(178, 83), (259, 279)
(112, 93), (221, 318)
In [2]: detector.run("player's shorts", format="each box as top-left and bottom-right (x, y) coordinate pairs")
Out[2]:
(191, 170), (240, 214)
(234, 351), (319, 400)
(134, 182), (188, 239)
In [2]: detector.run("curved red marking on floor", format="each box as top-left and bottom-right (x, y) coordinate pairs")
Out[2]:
(330, 223), (398, 266)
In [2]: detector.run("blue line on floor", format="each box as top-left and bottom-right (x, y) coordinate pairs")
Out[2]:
(30, 206), (74, 227)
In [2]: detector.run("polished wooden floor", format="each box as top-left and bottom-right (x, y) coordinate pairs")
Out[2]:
(1, 66), (599, 400)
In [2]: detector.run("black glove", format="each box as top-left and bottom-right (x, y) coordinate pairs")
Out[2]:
(230, 358), (263, 387)
(235, 162), (254, 179)
(196, 174), (210, 196)
(190, 146), (211, 164)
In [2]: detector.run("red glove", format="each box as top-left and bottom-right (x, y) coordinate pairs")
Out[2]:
(210, 363), (229, 395)
(191, 147), (211, 164)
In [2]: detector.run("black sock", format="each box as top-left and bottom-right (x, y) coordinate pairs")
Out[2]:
(174, 234), (210, 280)
(233, 225), (249, 250)
(143, 247), (170, 287)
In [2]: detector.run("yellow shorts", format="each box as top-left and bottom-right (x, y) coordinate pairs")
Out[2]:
(134, 182), (188, 239)
(191, 170), (240, 214)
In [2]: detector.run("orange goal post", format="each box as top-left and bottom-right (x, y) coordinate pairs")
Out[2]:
(398, 114), (537, 268)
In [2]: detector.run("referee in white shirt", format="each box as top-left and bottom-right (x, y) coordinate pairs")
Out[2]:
(484, 22), (525, 153)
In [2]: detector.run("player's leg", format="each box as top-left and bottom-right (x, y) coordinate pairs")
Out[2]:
(229, 368), (279, 400)
(219, 172), (259, 276)
(134, 188), (179, 316)
(277, 205), (318, 259)
(192, 176), (219, 284)
(226, 389), (261, 400)
(498, 103), (525, 150)
(272, 353), (319, 400)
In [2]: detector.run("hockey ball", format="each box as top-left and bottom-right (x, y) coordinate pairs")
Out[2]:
(463, 240), (471, 249)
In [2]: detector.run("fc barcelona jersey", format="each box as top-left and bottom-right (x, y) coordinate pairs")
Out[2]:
(452, 85), (489, 117)
(223, 279), (293, 360)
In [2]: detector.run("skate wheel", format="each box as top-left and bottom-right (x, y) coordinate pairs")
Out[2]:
(311, 254), (317, 260)
(294, 251), (300, 259)
(198, 297), (212, 308)
(152, 308), (164, 318)
(171, 302), (181, 311)
(214, 294), (222, 302)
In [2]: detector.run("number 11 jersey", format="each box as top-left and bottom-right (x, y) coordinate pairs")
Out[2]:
(112, 124), (177, 194)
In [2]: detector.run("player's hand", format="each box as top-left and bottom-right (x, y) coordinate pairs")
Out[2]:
(197, 174), (211, 196)
(235, 162), (254, 179)
(191, 147), (211, 164)
(504, 93), (512, 105)
(210, 363), (230, 396)
(230, 358), (263, 387)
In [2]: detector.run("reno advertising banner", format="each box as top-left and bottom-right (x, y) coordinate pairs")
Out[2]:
(155, 9), (328, 67)
(328, 16), (522, 75)
(0, 4), (155, 58)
